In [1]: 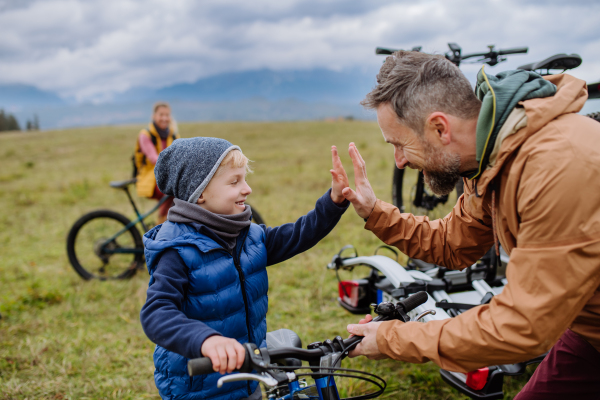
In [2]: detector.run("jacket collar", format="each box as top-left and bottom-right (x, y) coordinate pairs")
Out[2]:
(143, 222), (253, 274)
(470, 73), (588, 198)
(468, 67), (557, 180)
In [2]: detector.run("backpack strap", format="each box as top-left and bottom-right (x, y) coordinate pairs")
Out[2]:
(134, 129), (157, 172)
(143, 128), (158, 147)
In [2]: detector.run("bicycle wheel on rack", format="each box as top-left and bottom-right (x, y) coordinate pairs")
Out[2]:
(66, 210), (144, 280)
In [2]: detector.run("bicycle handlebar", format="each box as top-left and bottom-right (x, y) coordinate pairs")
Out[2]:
(187, 292), (429, 377)
(375, 47), (395, 55)
(498, 47), (528, 56)
(375, 43), (528, 67)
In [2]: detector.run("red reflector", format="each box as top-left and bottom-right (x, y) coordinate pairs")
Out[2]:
(339, 281), (360, 307)
(466, 368), (489, 391)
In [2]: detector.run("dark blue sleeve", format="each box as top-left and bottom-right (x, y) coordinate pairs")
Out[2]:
(262, 189), (349, 266)
(140, 249), (221, 360)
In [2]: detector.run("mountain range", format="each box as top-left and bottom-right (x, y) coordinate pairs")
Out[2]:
(0, 68), (378, 129)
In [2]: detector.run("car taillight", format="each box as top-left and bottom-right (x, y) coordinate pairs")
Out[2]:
(466, 367), (489, 391)
(338, 280), (368, 307)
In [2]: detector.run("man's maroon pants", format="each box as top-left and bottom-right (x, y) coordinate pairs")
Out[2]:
(514, 329), (600, 399)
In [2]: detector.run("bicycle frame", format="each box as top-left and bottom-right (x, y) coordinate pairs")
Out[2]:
(100, 186), (170, 255)
(277, 376), (340, 400)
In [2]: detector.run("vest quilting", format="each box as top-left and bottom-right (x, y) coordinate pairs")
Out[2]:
(144, 221), (268, 400)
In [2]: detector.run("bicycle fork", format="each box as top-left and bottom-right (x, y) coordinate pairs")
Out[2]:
(314, 376), (340, 400)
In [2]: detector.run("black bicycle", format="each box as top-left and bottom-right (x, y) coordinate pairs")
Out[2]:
(66, 178), (265, 280)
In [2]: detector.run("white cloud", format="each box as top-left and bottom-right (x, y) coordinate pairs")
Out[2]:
(0, 0), (599, 102)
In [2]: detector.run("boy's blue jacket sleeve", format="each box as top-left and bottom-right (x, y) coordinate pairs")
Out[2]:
(262, 189), (349, 266)
(140, 189), (348, 358)
(140, 249), (221, 360)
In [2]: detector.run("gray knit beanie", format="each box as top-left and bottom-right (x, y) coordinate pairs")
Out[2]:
(155, 137), (241, 203)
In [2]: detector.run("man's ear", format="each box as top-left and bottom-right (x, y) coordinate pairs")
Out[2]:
(196, 194), (205, 205)
(426, 112), (451, 146)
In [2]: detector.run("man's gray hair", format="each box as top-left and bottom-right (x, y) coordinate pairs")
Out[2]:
(361, 51), (481, 134)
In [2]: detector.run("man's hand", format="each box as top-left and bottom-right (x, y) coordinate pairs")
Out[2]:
(341, 143), (377, 220)
(201, 336), (246, 374)
(330, 145), (350, 204)
(347, 315), (388, 360)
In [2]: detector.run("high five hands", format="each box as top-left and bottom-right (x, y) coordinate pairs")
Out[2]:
(331, 143), (385, 360)
(330, 142), (377, 219)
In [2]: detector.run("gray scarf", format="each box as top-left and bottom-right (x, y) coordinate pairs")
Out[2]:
(167, 198), (252, 252)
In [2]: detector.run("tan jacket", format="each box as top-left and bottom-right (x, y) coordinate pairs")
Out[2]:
(366, 74), (600, 372)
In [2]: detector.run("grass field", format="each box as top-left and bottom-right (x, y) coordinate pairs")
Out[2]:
(0, 121), (532, 399)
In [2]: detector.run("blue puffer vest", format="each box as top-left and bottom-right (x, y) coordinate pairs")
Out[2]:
(144, 221), (268, 400)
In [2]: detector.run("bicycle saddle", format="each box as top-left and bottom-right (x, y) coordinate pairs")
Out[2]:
(266, 329), (302, 349)
(266, 329), (302, 368)
(518, 53), (582, 72)
(109, 178), (137, 189)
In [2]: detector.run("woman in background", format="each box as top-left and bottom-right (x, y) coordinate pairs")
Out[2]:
(134, 102), (179, 224)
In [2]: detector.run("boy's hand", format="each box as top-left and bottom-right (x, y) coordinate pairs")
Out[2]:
(342, 143), (377, 219)
(330, 145), (350, 204)
(201, 336), (246, 375)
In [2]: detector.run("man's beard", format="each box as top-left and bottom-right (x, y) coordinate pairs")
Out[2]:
(421, 141), (462, 196)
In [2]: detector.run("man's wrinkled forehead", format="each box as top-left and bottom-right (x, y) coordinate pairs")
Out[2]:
(377, 103), (400, 140)
(378, 104), (418, 146)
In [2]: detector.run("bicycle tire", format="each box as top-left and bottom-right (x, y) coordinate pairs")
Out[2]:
(66, 210), (144, 280)
(392, 166), (452, 217)
(392, 166), (405, 212)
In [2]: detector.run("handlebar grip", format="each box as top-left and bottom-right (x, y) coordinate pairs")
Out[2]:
(188, 357), (214, 376)
(345, 335), (364, 348)
(398, 291), (428, 313)
(499, 47), (528, 55)
(188, 348), (254, 376)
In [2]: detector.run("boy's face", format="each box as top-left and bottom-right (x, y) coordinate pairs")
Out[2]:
(197, 165), (252, 215)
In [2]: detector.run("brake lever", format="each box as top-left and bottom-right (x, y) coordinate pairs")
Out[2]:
(217, 372), (296, 388)
(411, 309), (436, 322)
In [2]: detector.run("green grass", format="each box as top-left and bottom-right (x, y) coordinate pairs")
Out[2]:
(0, 121), (531, 399)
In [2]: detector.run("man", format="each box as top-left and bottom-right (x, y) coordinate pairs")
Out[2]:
(335, 51), (600, 398)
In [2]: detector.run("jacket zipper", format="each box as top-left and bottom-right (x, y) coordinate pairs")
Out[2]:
(231, 229), (253, 395)
(201, 229), (253, 396)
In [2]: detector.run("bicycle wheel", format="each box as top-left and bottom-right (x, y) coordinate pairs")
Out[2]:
(66, 210), (144, 280)
(392, 166), (452, 218)
(391, 166), (405, 212)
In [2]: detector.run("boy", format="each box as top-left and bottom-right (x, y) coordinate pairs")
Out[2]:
(140, 137), (350, 400)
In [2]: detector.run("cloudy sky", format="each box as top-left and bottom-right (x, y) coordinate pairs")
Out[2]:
(1, 0), (599, 103)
